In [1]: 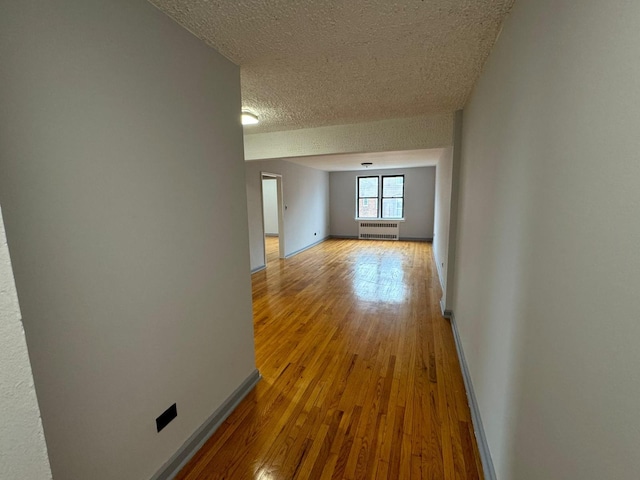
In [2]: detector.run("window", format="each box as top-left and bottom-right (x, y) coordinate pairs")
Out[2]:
(382, 175), (404, 219)
(357, 175), (404, 219)
(357, 176), (379, 218)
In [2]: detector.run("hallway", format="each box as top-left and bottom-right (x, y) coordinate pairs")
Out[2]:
(177, 239), (482, 479)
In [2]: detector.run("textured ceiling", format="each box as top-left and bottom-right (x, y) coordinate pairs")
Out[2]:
(150, 0), (514, 133)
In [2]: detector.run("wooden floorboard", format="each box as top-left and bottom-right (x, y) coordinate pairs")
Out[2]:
(176, 238), (483, 479)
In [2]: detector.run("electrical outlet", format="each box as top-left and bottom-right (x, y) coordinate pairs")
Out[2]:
(156, 403), (177, 433)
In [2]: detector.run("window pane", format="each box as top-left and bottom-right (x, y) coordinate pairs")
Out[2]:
(358, 198), (378, 218)
(358, 177), (379, 198)
(382, 198), (403, 218)
(382, 176), (404, 197)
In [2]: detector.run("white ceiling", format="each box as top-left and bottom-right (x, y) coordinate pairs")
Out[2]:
(149, 0), (515, 134)
(284, 148), (444, 172)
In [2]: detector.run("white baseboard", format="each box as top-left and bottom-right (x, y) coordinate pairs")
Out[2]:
(448, 314), (496, 480)
(399, 237), (433, 242)
(328, 235), (433, 242)
(150, 369), (261, 480)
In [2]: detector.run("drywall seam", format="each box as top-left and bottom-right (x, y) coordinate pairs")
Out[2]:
(449, 313), (496, 480)
(151, 369), (261, 480)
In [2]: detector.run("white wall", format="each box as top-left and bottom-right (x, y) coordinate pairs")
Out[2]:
(453, 1), (640, 479)
(246, 160), (330, 270)
(244, 114), (453, 160)
(433, 147), (453, 294)
(0, 207), (52, 480)
(0, 1), (256, 479)
(330, 167), (436, 240)
(262, 178), (279, 235)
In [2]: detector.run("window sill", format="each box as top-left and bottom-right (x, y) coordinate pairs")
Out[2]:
(355, 218), (405, 222)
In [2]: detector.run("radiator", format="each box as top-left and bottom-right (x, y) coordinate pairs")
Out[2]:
(358, 221), (400, 240)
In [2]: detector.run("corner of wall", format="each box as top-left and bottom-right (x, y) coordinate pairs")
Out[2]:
(0, 206), (53, 479)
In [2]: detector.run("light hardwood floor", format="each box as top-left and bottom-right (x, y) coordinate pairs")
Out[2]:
(265, 236), (280, 264)
(177, 239), (482, 479)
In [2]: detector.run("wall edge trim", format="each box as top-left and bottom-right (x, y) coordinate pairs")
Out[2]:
(251, 265), (266, 274)
(150, 369), (261, 480)
(440, 299), (453, 319)
(434, 254), (446, 292)
(284, 236), (329, 259)
(449, 313), (496, 480)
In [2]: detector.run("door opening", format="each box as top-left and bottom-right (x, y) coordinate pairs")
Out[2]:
(261, 173), (285, 265)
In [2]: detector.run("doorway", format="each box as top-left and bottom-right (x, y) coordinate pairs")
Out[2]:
(261, 173), (285, 265)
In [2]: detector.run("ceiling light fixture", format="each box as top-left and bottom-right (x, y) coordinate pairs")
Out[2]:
(241, 110), (259, 125)
(361, 162), (373, 168)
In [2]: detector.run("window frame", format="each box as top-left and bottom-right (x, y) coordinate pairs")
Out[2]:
(381, 174), (405, 219)
(357, 175), (380, 219)
(356, 174), (405, 220)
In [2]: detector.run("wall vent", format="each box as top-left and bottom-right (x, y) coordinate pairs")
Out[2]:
(358, 221), (399, 240)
